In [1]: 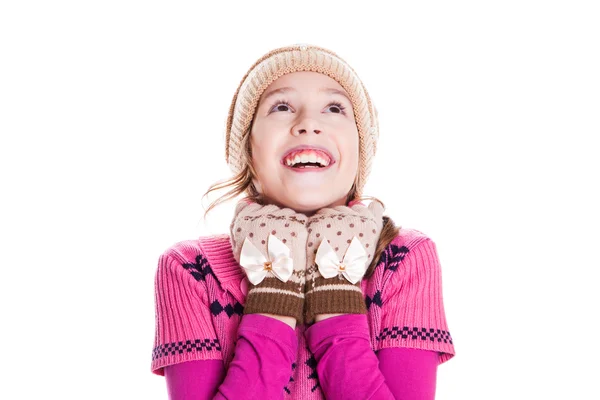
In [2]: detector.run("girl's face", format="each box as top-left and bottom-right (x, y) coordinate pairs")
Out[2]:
(250, 71), (359, 215)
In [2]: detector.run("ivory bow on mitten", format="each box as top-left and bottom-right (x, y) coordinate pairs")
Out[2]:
(230, 199), (309, 324)
(304, 200), (384, 325)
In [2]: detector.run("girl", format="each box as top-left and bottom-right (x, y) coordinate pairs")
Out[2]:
(151, 43), (455, 399)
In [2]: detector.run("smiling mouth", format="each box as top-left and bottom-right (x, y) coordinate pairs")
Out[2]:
(282, 149), (333, 169)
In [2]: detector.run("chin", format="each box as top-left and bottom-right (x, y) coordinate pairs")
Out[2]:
(279, 194), (345, 215)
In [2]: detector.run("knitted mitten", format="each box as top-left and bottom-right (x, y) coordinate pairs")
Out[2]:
(230, 199), (309, 324)
(304, 200), (384, 325)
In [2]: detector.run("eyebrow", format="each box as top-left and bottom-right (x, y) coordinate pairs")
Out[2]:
(260, 86), (351, 104)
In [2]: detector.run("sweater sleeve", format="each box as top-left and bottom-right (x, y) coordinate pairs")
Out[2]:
(376, 347), (438, 399)
(151, 251), (223, 376)
(305, 314), (438, 400)
(379, 238), (455, 364)
(165, 360), (225, 399)
(165, 314), (297, 400)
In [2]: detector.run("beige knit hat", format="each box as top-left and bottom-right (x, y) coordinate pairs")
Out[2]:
(225, 43), (380, 198)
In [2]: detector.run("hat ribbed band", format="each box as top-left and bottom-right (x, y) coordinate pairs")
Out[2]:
(225, 44), (379, 197)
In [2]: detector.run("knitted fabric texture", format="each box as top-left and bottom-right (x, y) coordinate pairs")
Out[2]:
(229, 200), (308, 323)
(151, 228), (456, 399)
(304, 200), (384, 324)
(224, 43), (380, 197)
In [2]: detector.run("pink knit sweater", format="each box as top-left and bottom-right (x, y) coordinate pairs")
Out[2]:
(151, 228), (455, 398)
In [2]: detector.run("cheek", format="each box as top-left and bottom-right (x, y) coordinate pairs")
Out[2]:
(250, 136), (279, 171)
(341, 134), (360, 168)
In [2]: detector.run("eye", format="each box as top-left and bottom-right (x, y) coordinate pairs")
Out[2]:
(268, 99), (293, 113)
(326, 101), (347, 115)
(268, 99), (347, 115)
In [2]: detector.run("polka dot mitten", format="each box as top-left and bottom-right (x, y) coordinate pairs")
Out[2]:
(230, 199), (309, 324)
(304, 200), (384, 325)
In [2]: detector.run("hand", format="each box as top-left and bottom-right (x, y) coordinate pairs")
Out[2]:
(256, 313), (298, 329)
(304, 200), (384, 325)
(314, 313), (345, 322)
(230, 199), (309, 325)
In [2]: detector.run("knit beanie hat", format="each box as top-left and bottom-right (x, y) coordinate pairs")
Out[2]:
(224, 43), (380, 198)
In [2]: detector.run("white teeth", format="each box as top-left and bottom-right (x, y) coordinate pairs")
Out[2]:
(284, 151), (331, 167)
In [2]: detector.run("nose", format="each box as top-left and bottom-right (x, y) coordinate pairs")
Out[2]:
(294, 128), (321, 136)
(292, 117), (321, 136)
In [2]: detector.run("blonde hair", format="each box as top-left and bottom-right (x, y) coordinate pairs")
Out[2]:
(202, 129), (400, 279)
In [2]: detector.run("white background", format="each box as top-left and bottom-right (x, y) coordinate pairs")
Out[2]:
(1, 1), (599, 399)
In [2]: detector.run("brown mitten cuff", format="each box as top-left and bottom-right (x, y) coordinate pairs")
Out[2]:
(304, 200), (384, 325)
(230, 200), (308, 324)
